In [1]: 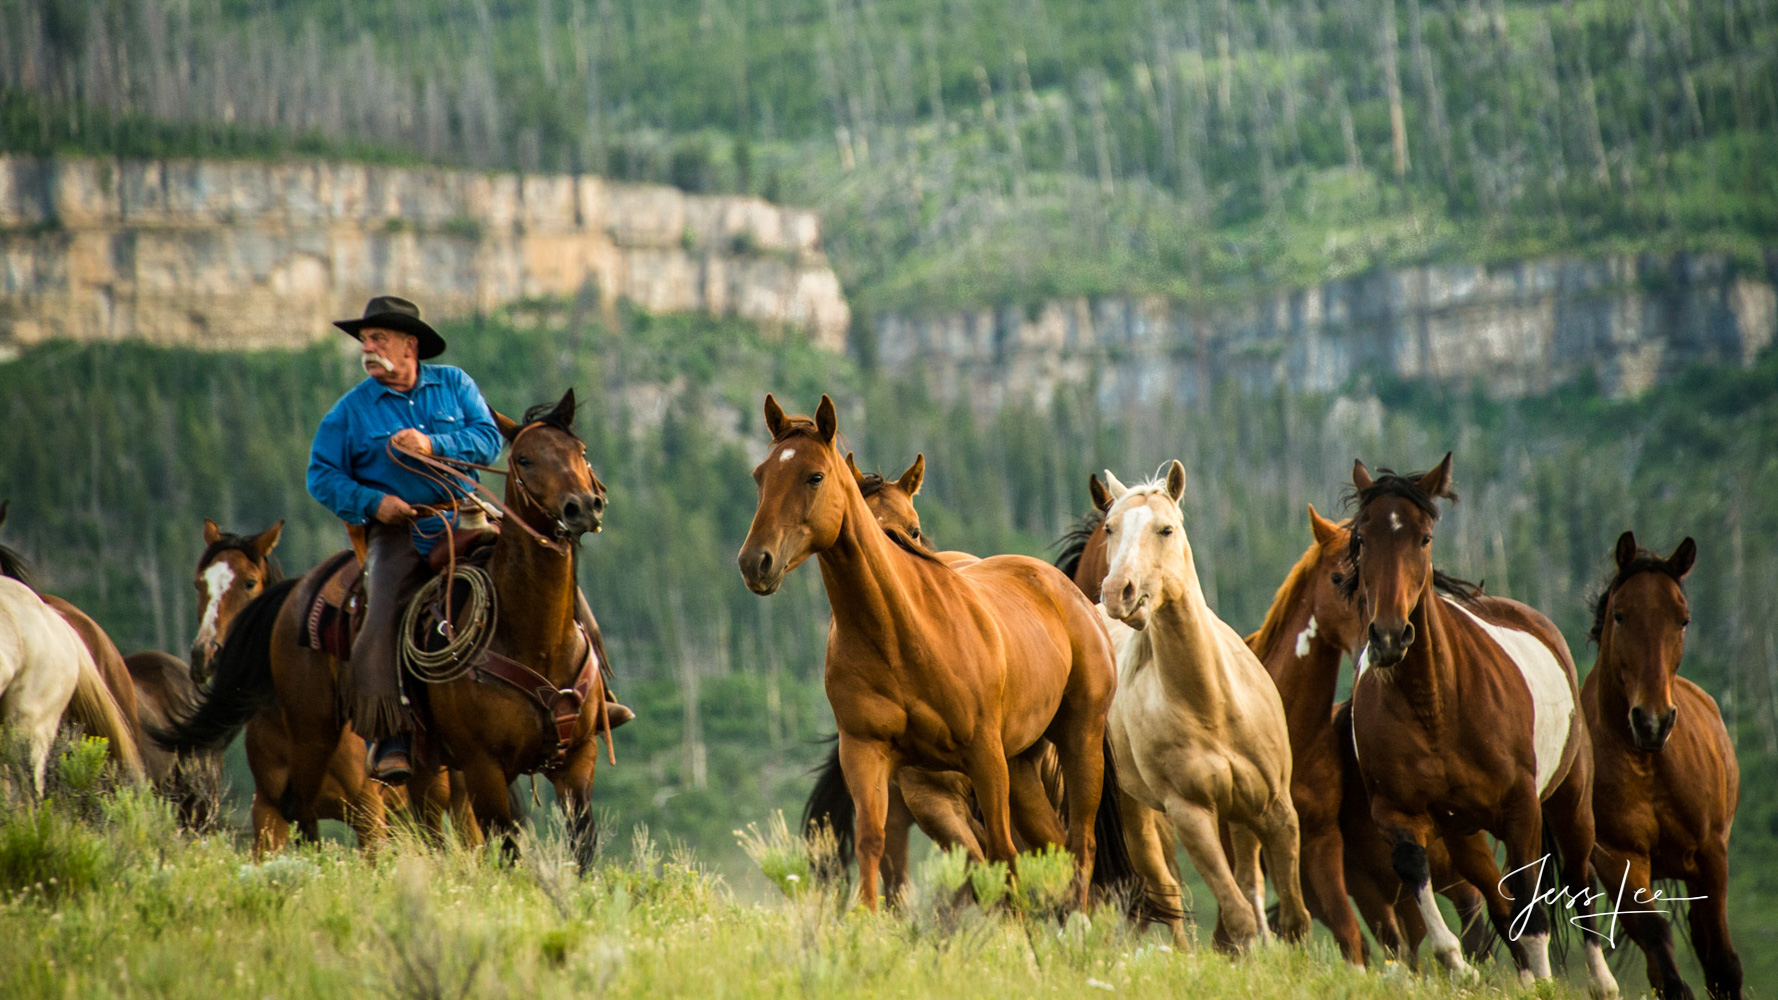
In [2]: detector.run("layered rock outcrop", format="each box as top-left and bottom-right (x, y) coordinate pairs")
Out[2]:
(874, 254), (1777, 406)
(0, 156), (850, 356)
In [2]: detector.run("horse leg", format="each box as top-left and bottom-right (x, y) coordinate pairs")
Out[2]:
(837, 735), (896, 911)
(449, 770), (485, 848)
(1602, 851), (1691, 1000)
(404, 767), (447, 848)
(1119, 791), (1190, 948)
(1374, 806), (1472, 977)
(1687, 847), (1741, 1000)
(1167, 798), (1258, 952)
(1045, 713), (1105, 906)
(1255, 799), (1312, 943)
(1348, 868), (1412, 968)
(1300, 821), (1366, 967)
(550, 743), (601, 871)
(1543, 763), (1618, 998)
(880, 776), (914, 907)
(1228, 824), (1270, 941)
(1006, 752), (1068, 852)
(459, 755), (518, 858)
(1494, 790), (1554, 984)
(1437, 876), (1494, 964)
(251, 791), (290, 858)
(959, 741), (1018, 870)
(1441, 829), (1532, 973)
(899, 769), (986, 862)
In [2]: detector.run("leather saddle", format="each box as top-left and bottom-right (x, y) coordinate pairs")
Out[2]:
(296, 508), (499, 661)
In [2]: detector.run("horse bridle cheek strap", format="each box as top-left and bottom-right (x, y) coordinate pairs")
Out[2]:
(475, 625), (615, 772)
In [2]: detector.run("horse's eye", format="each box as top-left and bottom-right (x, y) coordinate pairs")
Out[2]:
(1613, 612), (1624, 625)
(1352, 533), (1363, 547)
(911, 529), (921, 539)
(1421, 534), (1432, 547)
(1330, 572), (1344, 586)
(1682, 618), (1691, 629)
(516, 455), (532, 467)
(1159, 525), (1174, 536)
(808, 472), (825, 486)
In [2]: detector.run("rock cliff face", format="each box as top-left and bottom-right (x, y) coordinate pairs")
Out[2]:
(873, 254), (1777, 407)
(0, 156), (850, 356)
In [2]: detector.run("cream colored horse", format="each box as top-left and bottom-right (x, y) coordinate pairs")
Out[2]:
(0, 576), (127, 793)
(1099, 462), (1311, 951)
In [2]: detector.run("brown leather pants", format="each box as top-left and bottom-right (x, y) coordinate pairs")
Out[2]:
(345, 520), (428, 742)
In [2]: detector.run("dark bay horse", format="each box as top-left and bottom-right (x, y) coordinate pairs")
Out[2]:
(125, 650), (223, 828)
(160, 391), (606, 858)
(1245, 505), (1489, 968)
(1584, 532), (1740, 1000)
(1344, 456), (1615, 993)
(739, 395), (1119, 910)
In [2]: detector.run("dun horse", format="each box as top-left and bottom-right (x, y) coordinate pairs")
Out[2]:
(1343, 456), (1615, 993)
(1584, 532), (1740, 1000)
(1096, 463), (1311, 951)
(739, 395), (1118, 910)
(160, 391), (612, 859)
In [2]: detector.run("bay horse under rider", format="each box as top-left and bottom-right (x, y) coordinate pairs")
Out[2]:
(306, 295), (631, 784)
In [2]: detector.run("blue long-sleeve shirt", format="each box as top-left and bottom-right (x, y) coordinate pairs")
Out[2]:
(306, 365), (504, 554)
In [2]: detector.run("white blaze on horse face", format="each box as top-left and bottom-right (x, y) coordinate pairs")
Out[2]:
(195, 561), (235, 648)
(1107, 505), (1154, 583)
(1389, 511), (1402, 532)
(777, 448), (796, 462)
(1294, 616), (1319, 658)
(1445, 598), (1575, 795)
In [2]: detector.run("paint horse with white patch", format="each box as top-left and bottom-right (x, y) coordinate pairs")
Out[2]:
(1584, 532), (1741, 1000)
(1098, 462), (1312, 952)
(1344, 455), (1615, 994)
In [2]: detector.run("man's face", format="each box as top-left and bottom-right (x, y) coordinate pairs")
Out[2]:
(359, 327), (419, 384)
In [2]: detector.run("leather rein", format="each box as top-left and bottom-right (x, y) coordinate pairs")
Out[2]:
(385, 424), (616, 770)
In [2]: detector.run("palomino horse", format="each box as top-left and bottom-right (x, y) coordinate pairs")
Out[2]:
(739, 395), (1118, 910)
(1344, 456), (1615, 993)
(1245, 505), (1490, 967)
(0, 504), (146, 785)
(1097, 463), (1311, 951)
(161, 391), (608, 859)
(804, 454), (1124, 901)
(1584, 533), (1740, 1000)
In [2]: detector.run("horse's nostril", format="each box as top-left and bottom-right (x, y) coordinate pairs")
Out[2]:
(1122, 581), (1136, 604)
(591, 495), (605, 513)
(564, 500), (582, 520)
(1400, 622), (1415, 647)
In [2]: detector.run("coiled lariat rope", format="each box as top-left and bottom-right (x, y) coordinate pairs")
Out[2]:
(399, 563), (498, 684)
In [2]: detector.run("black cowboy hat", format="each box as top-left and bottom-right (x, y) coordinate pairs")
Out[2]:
(333, 295), (447, 359)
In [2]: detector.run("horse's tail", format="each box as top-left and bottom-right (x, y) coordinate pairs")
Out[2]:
(1541, 818), (1572, 966)
(802, 735), (856, 871)
(66, 646), (148, 785)
(1091, 733), (1161, 921)
(150, 578), (297, 752)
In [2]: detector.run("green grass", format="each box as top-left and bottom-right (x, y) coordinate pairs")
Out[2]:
(0, 763), (1588, 1000)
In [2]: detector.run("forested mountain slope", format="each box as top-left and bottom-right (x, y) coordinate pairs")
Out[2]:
(5, 0), (1775, 315)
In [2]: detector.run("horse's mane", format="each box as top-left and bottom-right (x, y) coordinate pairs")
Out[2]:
(1051, 508), (1106, 579)
(521, 401), (581, 438)
(1339, 466), (1469, 602)
(198, 535), (285, 584)
(1246, 539), (1328, 657)
(1587, 550), (1687, 644)
(0, 542), (32, 589)
(855, 472), (888, 498)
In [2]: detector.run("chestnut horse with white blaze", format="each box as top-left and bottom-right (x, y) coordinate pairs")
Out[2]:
(1584, 532), (1740, 1000)
(1344, 455), (1615, 994)
(1096, 463), (1311, 952)
(739, 395), (1118, 910)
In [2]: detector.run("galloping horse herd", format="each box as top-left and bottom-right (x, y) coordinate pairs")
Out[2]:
(0, 390), (1742, 1000)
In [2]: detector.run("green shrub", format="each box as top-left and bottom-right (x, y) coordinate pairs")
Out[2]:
(967, 858), (1009, 910)
(1011, 845), (1075, 921)
(0, 803), (107, 903)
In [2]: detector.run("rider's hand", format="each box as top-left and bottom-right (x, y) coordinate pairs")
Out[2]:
(391, 428), (433, 456)
(375, 494), (417, 524)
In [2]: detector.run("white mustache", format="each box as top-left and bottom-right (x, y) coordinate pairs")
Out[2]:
(362, 352), (397, 373)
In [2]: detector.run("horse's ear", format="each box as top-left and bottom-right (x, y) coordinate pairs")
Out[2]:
(495, 410), (521, 441)
(1308, 503), (1339, 545)
(897, 454), (925, 496)
(763, 394), (788, 439)
(253, 520), (284, 557)
(1668, 537), (1697, 579)
(815, 394), (838, 444)
(548, 388), (577, 428)
(1352, 459), (1373, 492)
(1088, 474), (1112, 512)
(844, 452), (866, 485)
(1418, 452), (1454, 499)
(1165, 460), (1186, 503)
(1615, 530), (1638, 570)
(1103, 470), (1129, 501)
(203, 518), (223, 545)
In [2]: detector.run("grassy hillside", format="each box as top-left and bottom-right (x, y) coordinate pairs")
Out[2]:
(2, 305), (1776, 987)
(4, 0), (1776, 314)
